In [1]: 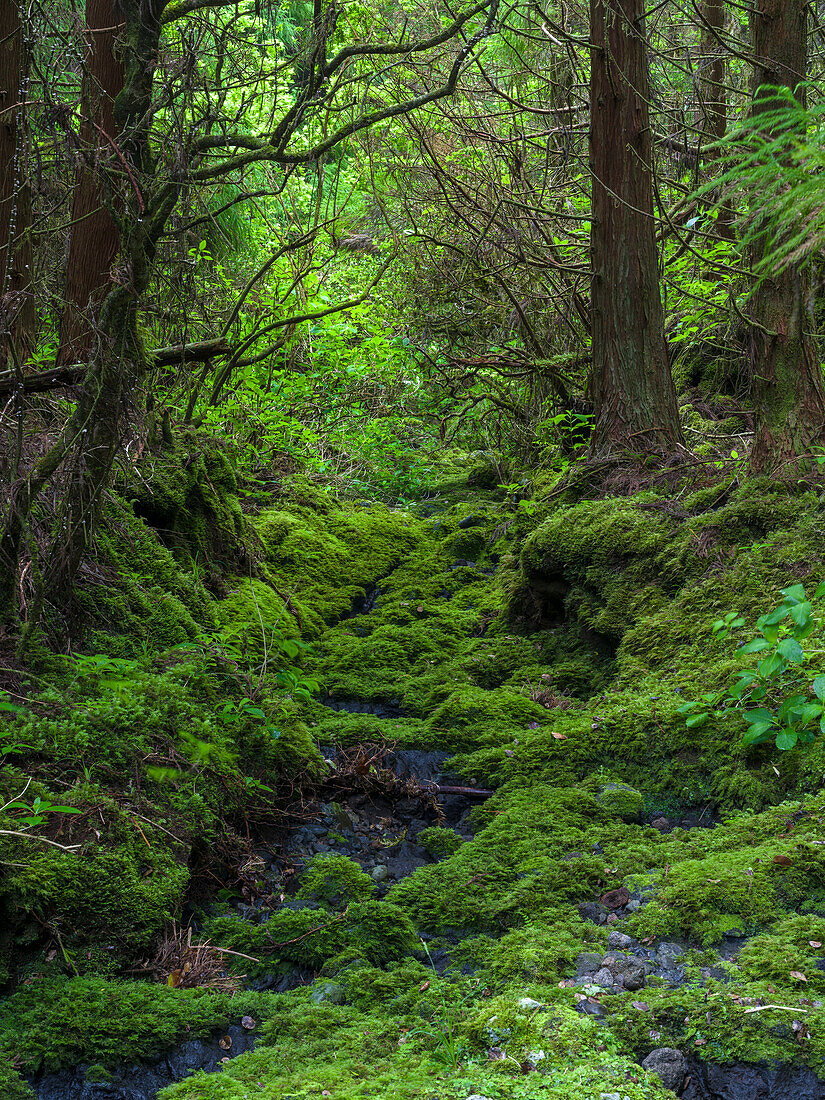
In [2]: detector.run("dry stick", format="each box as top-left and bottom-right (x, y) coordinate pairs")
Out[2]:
(743, 1004), (809, 1014)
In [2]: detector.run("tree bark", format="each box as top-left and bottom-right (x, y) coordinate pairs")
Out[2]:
(748, 0), (825, 475)
(0, 2), (34, 365)
(588, 0), (684, 455)
(697, 0), (734, 240)
(56, 0), (125, 366)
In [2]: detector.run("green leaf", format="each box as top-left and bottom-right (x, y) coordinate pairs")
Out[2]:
(758, 652), (785, 677)
(778, 637), (805, 664)
(812, 675), (825, 701)
(741, 638), (770, 653)
(676, 702), (704, 716)
(781, 584), (806, 605)
(763, 605), (791, 626)
(789, 601), (812, 627)
(686, 712), (709, 728)
(745, 719), (775, 740)
(744, 707), (775, 723)
(743, 724), (775, 746)
(815, 581), (825, 599)
(776, 729), (799, 751)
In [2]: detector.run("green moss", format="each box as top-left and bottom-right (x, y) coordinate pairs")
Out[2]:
(0, 1053), (35, 1100)
(417, 827), (464, 859)
(0, 975), (270, 1074)
(297, 854), (376, 907)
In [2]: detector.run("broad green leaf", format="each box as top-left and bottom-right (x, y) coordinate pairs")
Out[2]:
(781, 584), (806, 605)
(813, 675), (825, 701)
(743, 724), (775, 746)
(741, 638), (770, 653)
(686, 712), (709, 728)
(778, 637), (805, 664)
(778, 694), (807, 722)
(776, 729), (799, 751)
(745, 719), (775, 740)
(744, 708), (775, 724)
(789, 601), (812, 627)
(815, 581), (825, 599)
(763, 605), (791, 626)
(758, 652), (785, 677)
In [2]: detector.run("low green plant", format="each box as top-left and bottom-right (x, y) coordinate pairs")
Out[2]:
(679, 581), (825, 751)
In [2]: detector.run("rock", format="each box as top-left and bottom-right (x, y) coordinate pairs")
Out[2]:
(625, 898), (642, 912)
(465, 1095), (494, 1100)
(576, 998), (608, 1018)
(651, 816), (670, 831)
(608, 931), (634, 950)
(600, 1094), (622, 1100)
(457, 514), (486, 529)
(603, 953), (646, 991)
(370, 864), (389, 883)
(597, 782), (643, 821)
(592, 967), (615, 988)
(655, 942), (685, 968)
(641, 1047), (687, 1092)
(578, 901), (608, 924)
(517, 997), (543, 1011)
(606, 913), (619, 925)
(309, 982), (345, 1005)
(575, 951), (603, 976)
(601, 886), (631, 910)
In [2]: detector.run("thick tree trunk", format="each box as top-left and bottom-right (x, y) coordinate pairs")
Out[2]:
(697, 0), (734, 240)
(57, 0), (125, 366)
(588, 0), (684, 455)
(0, 3), (34, 365)
(748, 0), (825, 475)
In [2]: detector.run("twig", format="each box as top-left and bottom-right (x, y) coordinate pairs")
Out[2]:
(0, 829), (81, 850)
(743, 1004), (808, 1014)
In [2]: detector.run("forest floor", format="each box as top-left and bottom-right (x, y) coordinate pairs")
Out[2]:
(3, 447), (825, 1100)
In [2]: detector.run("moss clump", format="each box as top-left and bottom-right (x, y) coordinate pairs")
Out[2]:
(417, 827), (464, 859)
(596, 782), (644, 822)
(0, 1054), (35, 1100)
(0, 976), (270, 1074)
(296, 854), (376, 907)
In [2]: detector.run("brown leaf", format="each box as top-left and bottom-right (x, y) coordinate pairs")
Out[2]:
(773, 854), (793, 866)
(551, 731), (568, 740)
(809, 942), (822, 949)
(167, 970), (182, 988)
(219, 1035), (232, 1050)
(695, 1038), (707, 1047)
(632, 1001), (650, 1012)
(241, 1016), (256, 1030)
(790, 971), (808, 982)
(419, 981), (430, 992)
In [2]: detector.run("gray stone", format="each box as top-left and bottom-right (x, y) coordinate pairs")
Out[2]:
(655, 942), (685, 967)
(371, 864), (389, 883)
(575, 951), (603, 976)
(641, 1047), (687, 1091)
(603, 953), (646, 991)
(592, 967), (615, 988)
(517, 997), (543, 1011)
(607, 931), (634, 950)
(625, 898), (642, 912)
(309, 981), (345, 1005)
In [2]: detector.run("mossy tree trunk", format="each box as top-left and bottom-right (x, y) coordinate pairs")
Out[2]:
(748, 0), (825, 476)
(56, 0), (125, 367)
(0, 1), (34, 366)
(588, 0), (685, 457)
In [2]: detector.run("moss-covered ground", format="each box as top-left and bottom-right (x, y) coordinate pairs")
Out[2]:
(3, 438), (825, 1098)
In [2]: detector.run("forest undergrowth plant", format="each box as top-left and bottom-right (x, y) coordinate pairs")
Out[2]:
(401, 941), (480, 1070)
(679, 582), (825, 751)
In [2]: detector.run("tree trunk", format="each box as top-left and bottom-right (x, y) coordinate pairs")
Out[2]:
(748, 0), (825, 475)
(56, 0), (125, 366)
(588, 0), (684, 455)
(697, 0), (734, 240)
(0, 2), (34, 365)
